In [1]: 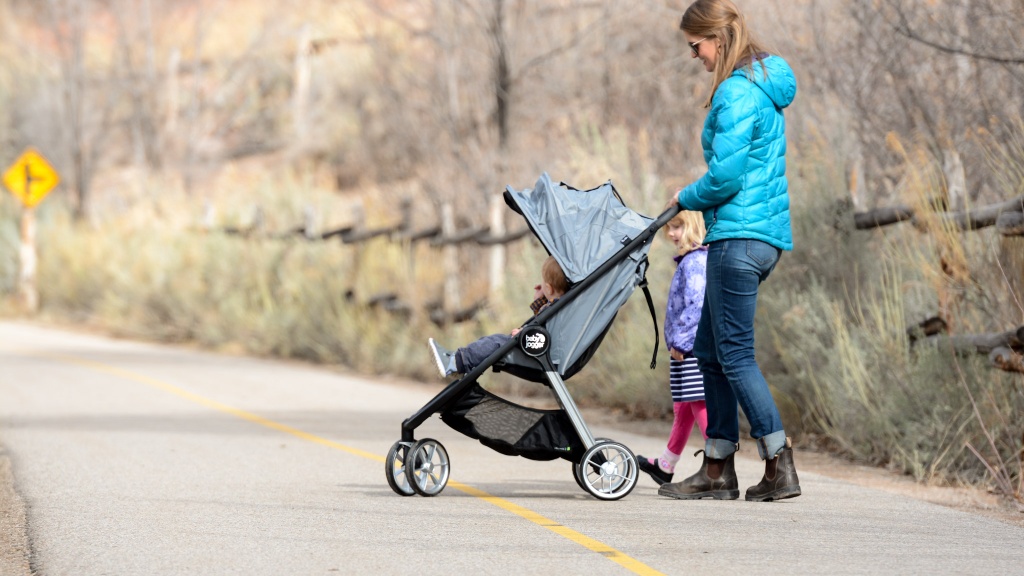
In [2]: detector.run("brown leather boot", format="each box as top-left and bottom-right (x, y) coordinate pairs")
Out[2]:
(745, 438), (801, 502)
(658, 450), (739, 500)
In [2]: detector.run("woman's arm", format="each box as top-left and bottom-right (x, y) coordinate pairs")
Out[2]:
(678, 81), (759, 211)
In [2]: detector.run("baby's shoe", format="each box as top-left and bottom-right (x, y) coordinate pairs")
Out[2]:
(428, 338), (456, 377)
(637, 455), (673, 485)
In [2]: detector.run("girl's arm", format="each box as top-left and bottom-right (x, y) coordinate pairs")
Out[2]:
(665, 253), (707, 353)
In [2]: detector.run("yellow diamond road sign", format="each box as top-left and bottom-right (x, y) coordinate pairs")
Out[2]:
(3, 148), (60, 208)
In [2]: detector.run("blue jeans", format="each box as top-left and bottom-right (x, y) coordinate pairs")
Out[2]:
(456, 334), (511, 373)
(693, 239), (787, 461)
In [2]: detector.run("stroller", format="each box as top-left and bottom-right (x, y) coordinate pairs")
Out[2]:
(385, 173), (680, 500)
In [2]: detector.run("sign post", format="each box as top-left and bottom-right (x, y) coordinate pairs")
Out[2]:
(2, 148), (60, 312)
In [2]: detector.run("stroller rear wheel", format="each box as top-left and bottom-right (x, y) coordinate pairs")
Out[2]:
(385, 441), (416, 496)
(572, 437), (609, 493)
(405, 438), (451, 497)
(575, 440), (638, 501)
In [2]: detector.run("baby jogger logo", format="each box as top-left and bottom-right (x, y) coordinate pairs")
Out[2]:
(519, 326), (551, 357)
(525, 333), (546, 350)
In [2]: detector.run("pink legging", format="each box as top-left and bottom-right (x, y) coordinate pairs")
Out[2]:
(667, 400), (708, 455)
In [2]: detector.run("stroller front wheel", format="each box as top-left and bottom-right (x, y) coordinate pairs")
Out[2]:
(576, 440), (638, 501)
(405, 438), (451, 497)
(385, 441), (416, 496)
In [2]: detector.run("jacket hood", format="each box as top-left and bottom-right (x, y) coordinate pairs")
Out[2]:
(736, 55), (796, 109)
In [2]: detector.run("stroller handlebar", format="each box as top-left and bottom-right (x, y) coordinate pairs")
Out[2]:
(653, 202), (682, 228)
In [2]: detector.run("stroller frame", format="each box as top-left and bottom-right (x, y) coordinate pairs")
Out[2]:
(386, 185), (681, 500)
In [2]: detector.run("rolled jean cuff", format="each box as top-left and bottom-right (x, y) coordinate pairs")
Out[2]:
(704, 438), (738, 459)
(756, 430), (787, 460)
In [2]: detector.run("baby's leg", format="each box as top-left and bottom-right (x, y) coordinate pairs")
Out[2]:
(456, 334), (512, 373)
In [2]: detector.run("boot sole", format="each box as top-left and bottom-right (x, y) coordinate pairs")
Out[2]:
(745, 485), (802, 502)
(658, 489), (740, 500)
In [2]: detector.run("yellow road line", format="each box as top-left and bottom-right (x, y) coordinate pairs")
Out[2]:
(44, 353), (665, 576)
(454, 481), (664, 575)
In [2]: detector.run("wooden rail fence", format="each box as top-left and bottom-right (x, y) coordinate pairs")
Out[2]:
(205, 197), (534, 326)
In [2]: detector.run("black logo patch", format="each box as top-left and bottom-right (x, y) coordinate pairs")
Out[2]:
(519, 326), (551, 357)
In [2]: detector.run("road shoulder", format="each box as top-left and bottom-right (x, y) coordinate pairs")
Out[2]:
(586, 408), (1024, 529)
(0, 444), (32, 576)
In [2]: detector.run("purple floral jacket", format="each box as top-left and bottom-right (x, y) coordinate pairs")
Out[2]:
(664, 247), (708, 353)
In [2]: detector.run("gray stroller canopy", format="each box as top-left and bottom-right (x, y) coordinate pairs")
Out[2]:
(501, 173), (656, 377)
(506, 173), (655, 283)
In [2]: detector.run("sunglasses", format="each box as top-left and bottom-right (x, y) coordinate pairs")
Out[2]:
(688, 37), (709, 56)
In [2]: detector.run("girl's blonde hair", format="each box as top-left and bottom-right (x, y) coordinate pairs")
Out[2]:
(664, 200), (706, 255)
(680, 0), (770, 108)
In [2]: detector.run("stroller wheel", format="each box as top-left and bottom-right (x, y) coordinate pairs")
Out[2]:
(571, 461), (587, 492)
(576, 440), (638, 501)
(571, 437), (611, 492)
(385, 441), (416, 496)
(405, 438), (451, 497)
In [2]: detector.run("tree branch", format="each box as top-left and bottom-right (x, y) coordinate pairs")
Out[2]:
(887, 2), (1024, 65)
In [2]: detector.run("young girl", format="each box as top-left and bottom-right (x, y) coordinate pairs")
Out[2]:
(637, 206), (709, 485)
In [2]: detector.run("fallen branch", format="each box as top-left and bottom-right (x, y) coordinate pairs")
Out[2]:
(907, 315), (948, 344)
(428, 226), (491, 247)
(854, 194), (1024, 233)
(427, 299), (488, 327)
(475, 227), (531, 245)
(988, 347), (1024, 373)
(925, 325), (1024, 356)
(854, 205), (915, 229)
(997, 211), (1024, 236)
(391, 226), (441, 242)
(921, 195), (1024, 231)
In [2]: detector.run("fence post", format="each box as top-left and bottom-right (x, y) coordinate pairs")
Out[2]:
(848, 154), (865, 212)
(399, 198), (415, 291)
(350, 202), (364, 286)
(489, 193), (505, 298)
(442, 202), (459, 315)
(293, 23), (311, 145)
(302, 204), (316, 240)
(942, 148), (966, 212)
(18, 207), (38, 312)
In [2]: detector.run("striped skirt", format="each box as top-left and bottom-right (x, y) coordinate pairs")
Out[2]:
(669, 356), (704, 402)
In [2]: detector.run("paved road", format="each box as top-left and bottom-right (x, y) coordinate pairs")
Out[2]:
(1, 320), (1022, 576)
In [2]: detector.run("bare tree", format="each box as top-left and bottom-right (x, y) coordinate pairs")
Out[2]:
(46, 0), (112, 219)
(111, 0), (163, 170)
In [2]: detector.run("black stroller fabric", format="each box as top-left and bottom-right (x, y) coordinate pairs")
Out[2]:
(441, 384), (585, 463)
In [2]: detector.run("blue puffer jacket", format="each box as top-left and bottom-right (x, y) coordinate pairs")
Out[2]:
(677, 55), (797, 251)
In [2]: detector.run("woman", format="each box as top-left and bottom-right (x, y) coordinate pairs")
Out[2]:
(659, 0), (800, 502)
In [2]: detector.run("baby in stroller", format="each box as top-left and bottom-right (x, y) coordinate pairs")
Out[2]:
(429, 256), (568, 378)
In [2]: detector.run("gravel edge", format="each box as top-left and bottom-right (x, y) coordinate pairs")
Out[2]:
(0, 444), (33, 576)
